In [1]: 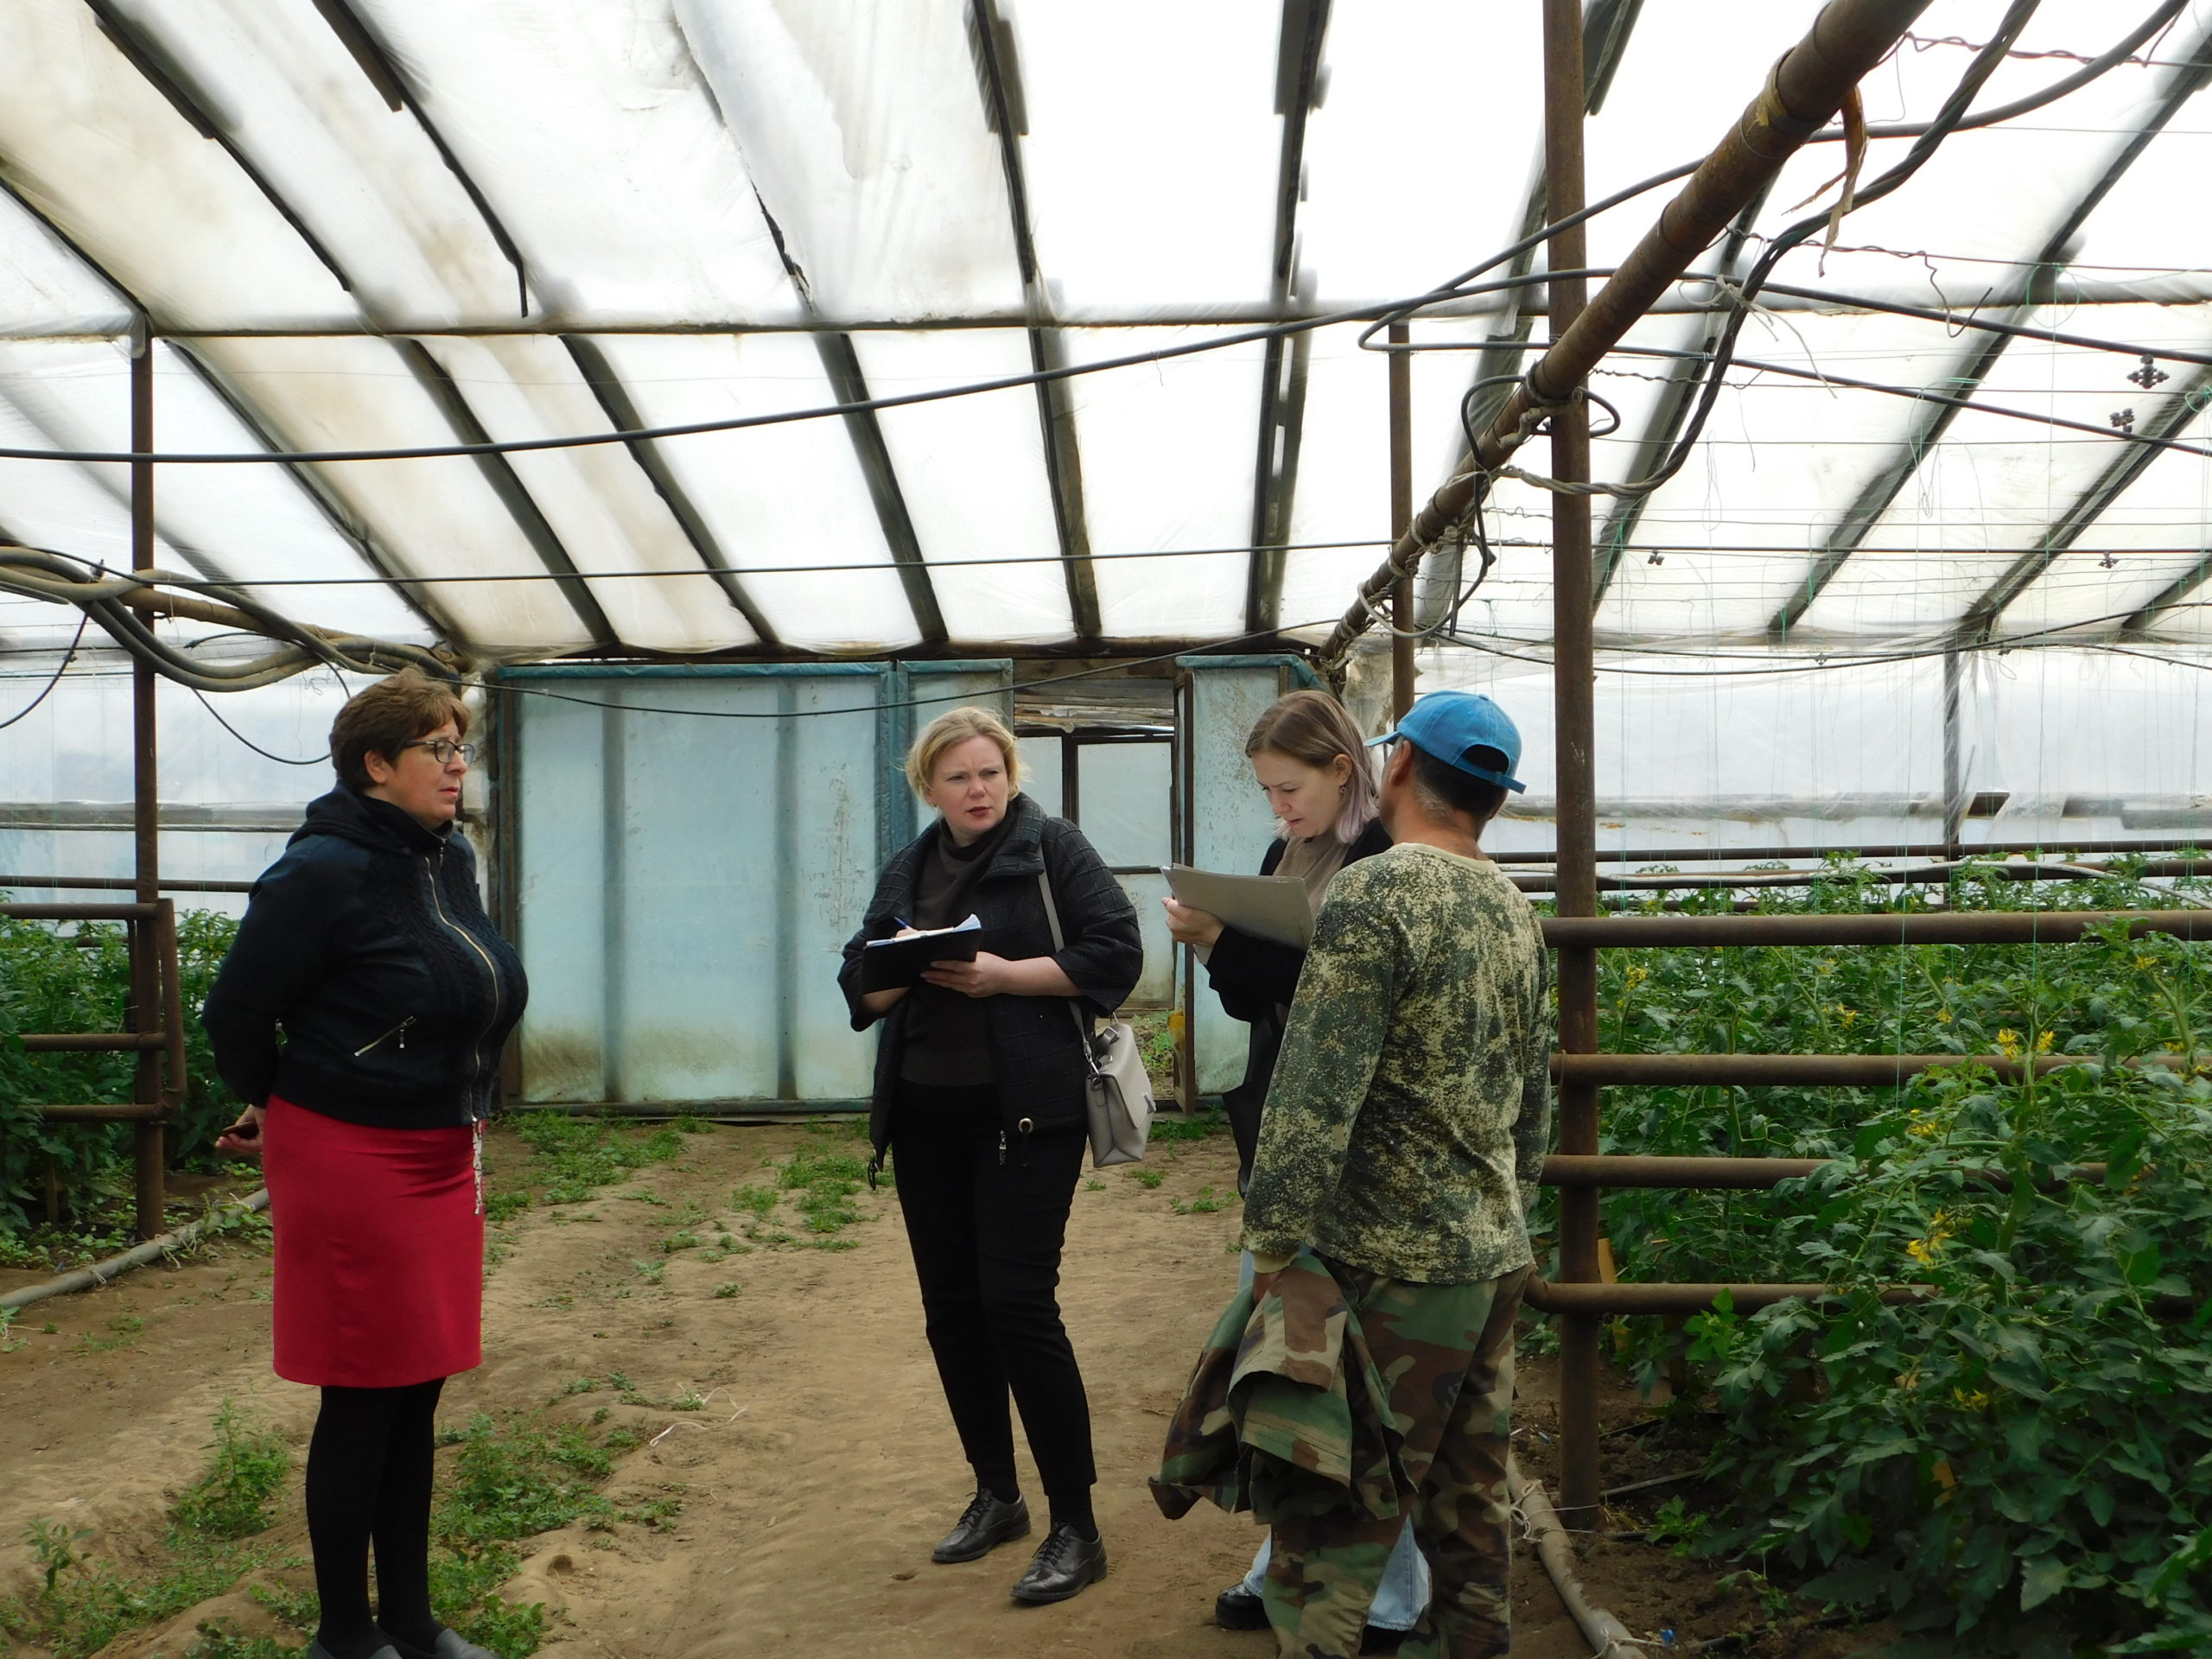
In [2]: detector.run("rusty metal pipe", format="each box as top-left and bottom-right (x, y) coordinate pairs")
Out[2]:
(1389, 321), (1414, 721)
(1541, 0), (1605, 1530)
(17, 1033), (169, 1052)
(1550, 1051), (2181, 1085)
(1320, 0), (1932, 667)
(1540, 1153), (2108, 1189)
(33, 1103), (168, 1122)
(0, 902), (164, 921)
(1512, 860), (2212, 893)
(1527, 1280), (1936, 1315)
(156, 899), (186, 1110)
(0, 874), (255, 893)
(1501, 838), (2212, 867)
(130, 328), (165, 1242)
(1541, 908), (2212, 948)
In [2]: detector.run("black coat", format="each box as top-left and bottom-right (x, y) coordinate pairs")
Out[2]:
(1202, 817), (1393, 1189)
(202, 786), (528, 1129)
(840, 792), (1143, 1164)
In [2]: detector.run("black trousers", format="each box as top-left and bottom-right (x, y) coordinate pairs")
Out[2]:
(891, 1079), (1095, 1516)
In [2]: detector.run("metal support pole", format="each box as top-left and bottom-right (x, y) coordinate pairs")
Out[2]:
(1389, 321), (1415, 721)
(1942, 646), (1965, 858)
(129, 325), (164, 1241)
(1542, 0), (1603, 1531)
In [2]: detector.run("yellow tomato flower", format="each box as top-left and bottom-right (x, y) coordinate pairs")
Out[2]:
(1936, 1007), (1953, 1025)
(1952, 1388), (1993, 1412)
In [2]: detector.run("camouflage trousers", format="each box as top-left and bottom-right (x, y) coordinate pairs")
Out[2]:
(1262, 1262), (1529, 1659)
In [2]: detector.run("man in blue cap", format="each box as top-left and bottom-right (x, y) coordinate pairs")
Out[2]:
(1239, 690), (1552, 1659)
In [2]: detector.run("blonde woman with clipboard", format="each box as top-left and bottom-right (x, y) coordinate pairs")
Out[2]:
(838, 706), (1141, 1605)
(1160, 688), (1423, 1639)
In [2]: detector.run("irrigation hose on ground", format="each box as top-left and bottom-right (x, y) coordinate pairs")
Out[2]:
(0, 1190), (270, 1312)
(1510, 1455), (1641, 1658)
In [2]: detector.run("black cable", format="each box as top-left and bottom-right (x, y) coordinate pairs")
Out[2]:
(1573, 0), (2050, 507)
(188, 684), (327, 765)
(0, 270), (1661, 467)
(0, 610), (89, 730)
(0, 534), (1398, 590)
(1600, 343), (2212, 460)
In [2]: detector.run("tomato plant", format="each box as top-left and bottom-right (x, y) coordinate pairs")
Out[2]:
(1573, 857), (2212, 1653)
(0, 908), (242, 1241)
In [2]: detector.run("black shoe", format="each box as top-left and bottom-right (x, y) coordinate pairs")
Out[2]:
(932, 1489), (1032, 1564)
(1010, 1522), (1107, 1605)
(305, 1642), (400, 1659)
(1214, 1583), (1268, 1630)
(387, 1631), (501, 1659)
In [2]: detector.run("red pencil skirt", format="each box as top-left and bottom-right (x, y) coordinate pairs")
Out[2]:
(263, 1095), (483, 1389)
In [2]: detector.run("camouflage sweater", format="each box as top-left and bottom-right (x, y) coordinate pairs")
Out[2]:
(1240, 842), (1552, 1285)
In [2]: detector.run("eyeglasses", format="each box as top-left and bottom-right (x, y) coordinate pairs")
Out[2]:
(400, 739), (478, 766)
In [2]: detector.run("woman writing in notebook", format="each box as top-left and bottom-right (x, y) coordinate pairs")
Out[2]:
(839, 706), (1141, 1606)
(1160, 688), (1424, 1638)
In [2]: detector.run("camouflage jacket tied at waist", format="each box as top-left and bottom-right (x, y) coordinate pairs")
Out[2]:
(1150, 1249), (1405, 1527)
(1241, 842), (1553, 1285)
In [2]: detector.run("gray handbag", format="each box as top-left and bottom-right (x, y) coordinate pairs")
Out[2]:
(1036, 870), (1155, 1166)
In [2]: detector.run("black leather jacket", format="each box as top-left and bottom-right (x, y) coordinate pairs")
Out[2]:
(202, 786), (527, 1129)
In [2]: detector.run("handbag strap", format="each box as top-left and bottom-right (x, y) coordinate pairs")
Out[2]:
(1036, 868), (1100, 1068)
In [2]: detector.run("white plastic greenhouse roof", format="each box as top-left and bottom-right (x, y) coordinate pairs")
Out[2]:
(3, 0), (2212, 666)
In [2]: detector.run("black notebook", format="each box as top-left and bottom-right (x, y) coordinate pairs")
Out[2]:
(859, 914), (989, 991)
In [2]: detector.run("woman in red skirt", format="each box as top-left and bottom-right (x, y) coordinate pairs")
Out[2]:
(205, 671), (526, 1659)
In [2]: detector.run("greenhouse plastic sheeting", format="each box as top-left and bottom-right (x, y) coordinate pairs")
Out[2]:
(502, 662), (1012, 1109)
(0, 2), (2204, 667)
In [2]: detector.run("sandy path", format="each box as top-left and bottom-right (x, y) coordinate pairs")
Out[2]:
(1, 1122), (1612, 1658)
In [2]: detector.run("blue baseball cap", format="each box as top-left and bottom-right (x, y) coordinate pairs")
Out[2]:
(1367, 690), (1526, 792)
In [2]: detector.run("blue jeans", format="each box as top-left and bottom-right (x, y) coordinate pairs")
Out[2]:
(1235, 1251), (1431, 1631)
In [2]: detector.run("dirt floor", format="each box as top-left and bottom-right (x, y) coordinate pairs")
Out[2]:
(0, 1122), (1885, 1659)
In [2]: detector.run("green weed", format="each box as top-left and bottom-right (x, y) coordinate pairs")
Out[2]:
(184, 1622), (302, 1659)
(1129, 1168), (1164, 1190)
(173, 1402), (290, 1539)
(499, 1114), (696, 1209)
(713, 1281), (741, 1299)
(1148, 1109), (1226, 1144)
(75, 1311), (143, 1353)
(1172, 1185), (1226, 1215)
(0, 1400), (290, 1659)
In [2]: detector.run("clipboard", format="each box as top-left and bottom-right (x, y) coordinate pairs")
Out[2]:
(860, 914), (988, 991)
(1162, 865), (1314, 950)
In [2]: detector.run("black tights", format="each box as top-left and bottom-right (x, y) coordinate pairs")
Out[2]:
(306, 1378), (446, 1659)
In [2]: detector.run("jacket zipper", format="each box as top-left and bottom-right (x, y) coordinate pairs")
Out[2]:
(354, 1015), (415, 1058)
(427, 850), (502, 1107)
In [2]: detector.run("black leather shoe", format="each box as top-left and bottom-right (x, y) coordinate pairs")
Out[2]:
(1214, 1582), (1268, 1629)
(387, 1630), (501, 1659)
(932, 1490), (1032, 1564)
(1010, 1522), (1107, 1604)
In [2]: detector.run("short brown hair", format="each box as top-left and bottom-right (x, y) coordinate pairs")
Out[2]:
(1244, 689), (1378, 843)
(329, 670), (470, 791)
(906, 706), (1021, 799)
